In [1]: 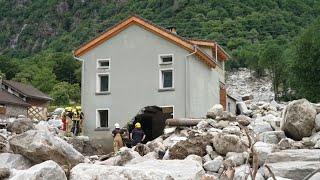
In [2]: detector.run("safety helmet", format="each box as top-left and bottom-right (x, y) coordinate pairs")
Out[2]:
(65, 107), (72, 112)
(76, 106), (81, 110)
(135, 122), (141, 128)
(114, 123), (120, 128)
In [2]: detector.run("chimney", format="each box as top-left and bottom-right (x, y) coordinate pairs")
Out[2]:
(166, 26), (177, 34)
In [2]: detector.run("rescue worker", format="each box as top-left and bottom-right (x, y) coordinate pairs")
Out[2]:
(71, 106), (82, 136)
(64, 107), (73, 137)
(112, 123), (124, 152)
(130, 122), (146, 146)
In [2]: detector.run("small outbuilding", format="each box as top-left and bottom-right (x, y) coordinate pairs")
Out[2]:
(0, 79), (52, 120)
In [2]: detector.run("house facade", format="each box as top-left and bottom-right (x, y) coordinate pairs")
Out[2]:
(0, 79), (52, 120)
(74, 16), (229, 150)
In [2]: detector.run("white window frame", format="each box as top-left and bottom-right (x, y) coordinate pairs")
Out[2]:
(97, 58), (111, 69)
(158, 54), (174, 65)
(96, 108), (109, 128)
(160, 105), (175, 118)
(159, 68), (174, 89)
(96, 72), (110, 93)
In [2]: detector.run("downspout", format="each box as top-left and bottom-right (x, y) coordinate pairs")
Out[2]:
(185, 46), (197, 118)
(72, 51), (85, 106)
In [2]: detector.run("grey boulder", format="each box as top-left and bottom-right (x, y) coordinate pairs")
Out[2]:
(9, 130), (84, 168)
(7, 118), (34, 134)
(281, 99), (316, 140)
(0, 153), (32, 170)
(9, 160), (67, 180)
(212, 133), (247, 155)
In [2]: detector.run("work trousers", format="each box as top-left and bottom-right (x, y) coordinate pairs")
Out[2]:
(113, 133), (123, 152)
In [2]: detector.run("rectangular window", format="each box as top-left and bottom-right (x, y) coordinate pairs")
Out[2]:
(97, 59), (110, 69)
(96, 109), (109, 128)
(97, 73), (110, 93)
(160, 69), (173, 89)
(159, 54), (173, 65)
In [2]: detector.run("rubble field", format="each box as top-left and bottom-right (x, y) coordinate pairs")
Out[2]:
(1, 98), (320, 180)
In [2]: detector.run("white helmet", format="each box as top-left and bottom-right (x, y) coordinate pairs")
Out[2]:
(114, 123), (120, 128)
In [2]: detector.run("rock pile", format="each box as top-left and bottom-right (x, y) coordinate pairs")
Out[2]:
(1, 98), (320, 179)
(226, 68), (275, 101)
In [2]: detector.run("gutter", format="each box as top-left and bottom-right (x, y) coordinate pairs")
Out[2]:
(185, 46), (197, 117)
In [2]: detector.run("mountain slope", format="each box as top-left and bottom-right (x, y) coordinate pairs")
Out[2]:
(1, 0), (319, 58)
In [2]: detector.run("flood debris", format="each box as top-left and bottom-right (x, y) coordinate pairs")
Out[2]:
(0, 98), (320, 179)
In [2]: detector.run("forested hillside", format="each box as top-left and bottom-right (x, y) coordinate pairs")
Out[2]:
(1, 0), (319, 104)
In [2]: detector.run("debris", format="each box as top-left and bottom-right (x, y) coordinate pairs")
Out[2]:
(169, 134), (212, 159)
(166, 118), (203, 126)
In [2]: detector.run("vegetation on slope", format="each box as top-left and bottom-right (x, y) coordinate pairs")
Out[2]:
(0, 0), (319, 104)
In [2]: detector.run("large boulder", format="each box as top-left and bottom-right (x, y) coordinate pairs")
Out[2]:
(0, 153), (32, 170)
(127, 160), (205, 180)
(212, 133), (247, 155)
(266, 149), (320, 163)
(264, 161), (320, 180)
(9, 130), (84, 168)
(281, 99), (316, 140)
(9, 160), (67, 180)
(70, 163), (173, 180)
(71, 160), (204, 180)
(7, 118), (34, 134)
(169, 134), (212, 159)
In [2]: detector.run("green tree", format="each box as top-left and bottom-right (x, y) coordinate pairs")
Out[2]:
(50, 82), (70, 105)
(259, 40), (286, 100)
(31, 68), (57, 94)
(288, 19), (320, 102)
(0, 56), (20, 79)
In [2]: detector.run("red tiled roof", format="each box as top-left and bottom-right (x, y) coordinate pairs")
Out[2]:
(74, 15), (230, 68)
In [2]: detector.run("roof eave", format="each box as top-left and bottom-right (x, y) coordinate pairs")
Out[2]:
(73, 15), (216, 68)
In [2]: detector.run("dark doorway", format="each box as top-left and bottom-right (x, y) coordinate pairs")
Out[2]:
(128, 106), (168, 143)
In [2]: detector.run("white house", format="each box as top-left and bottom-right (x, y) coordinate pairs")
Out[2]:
(73, 15), (230, 150)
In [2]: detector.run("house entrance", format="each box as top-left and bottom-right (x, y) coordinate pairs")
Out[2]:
(128, 106), (169, 144)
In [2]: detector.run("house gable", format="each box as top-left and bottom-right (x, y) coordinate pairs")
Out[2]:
(74, 15), (220, 68)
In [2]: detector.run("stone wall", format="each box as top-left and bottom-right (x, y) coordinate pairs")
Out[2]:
(0, 104), (28, 119)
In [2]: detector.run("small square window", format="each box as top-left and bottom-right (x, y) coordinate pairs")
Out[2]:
(97, 59), (110, 69)
(160, 69), (173, 89)
(97, 109), (108, 128)
(97, 74), (110, 93)
(159, 54), (173, 65)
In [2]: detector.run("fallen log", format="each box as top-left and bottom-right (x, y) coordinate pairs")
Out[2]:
(165, 118), (202, 126)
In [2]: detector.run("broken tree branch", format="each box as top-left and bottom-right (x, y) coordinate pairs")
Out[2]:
(265, 165), (276, 180)
(302, 167), (320, 180)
